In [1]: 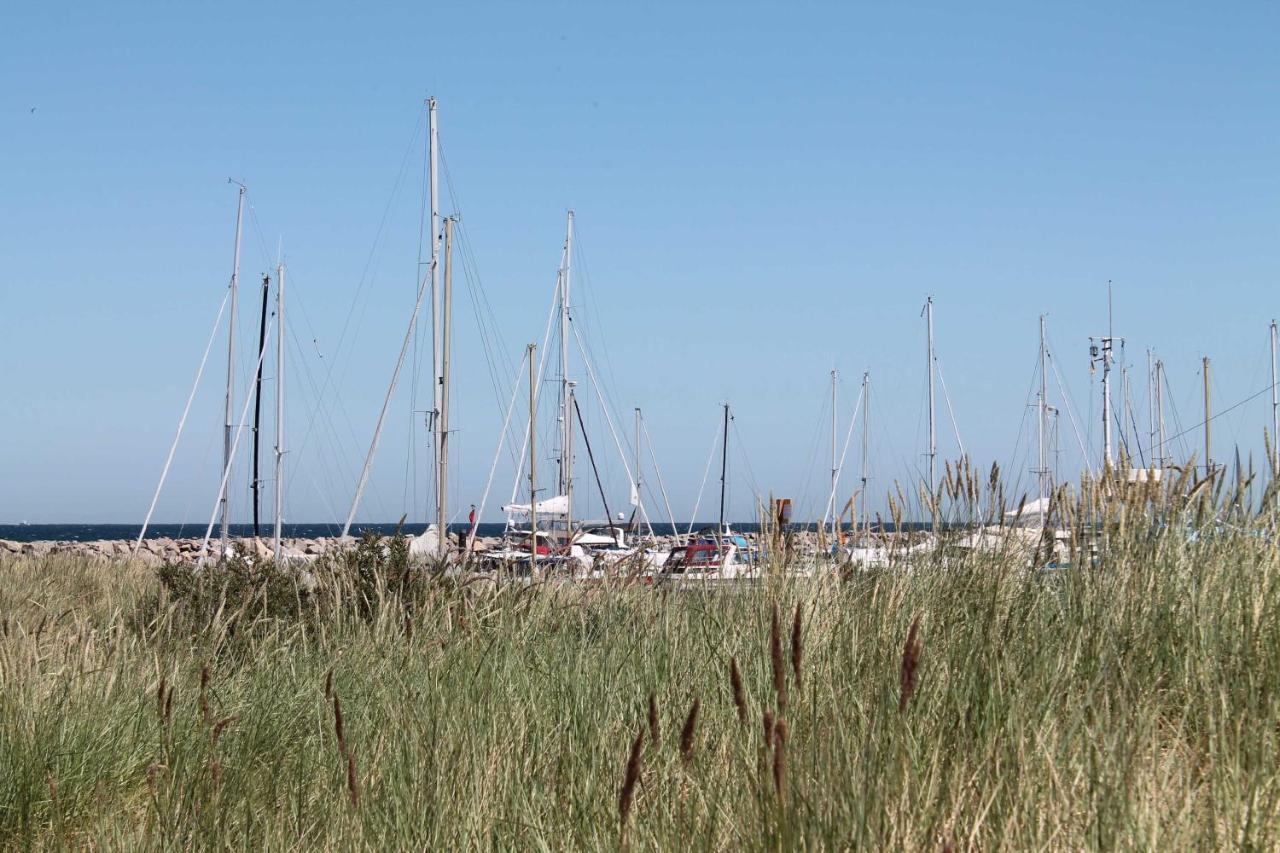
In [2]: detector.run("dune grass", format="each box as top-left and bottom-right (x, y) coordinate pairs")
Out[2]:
(3, 491), (1280, 849)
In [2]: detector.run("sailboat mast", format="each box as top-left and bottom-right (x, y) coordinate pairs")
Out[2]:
(719, 404), (730, 534)
(1101, 282), (1114, 468)
(829, 369), (838, 543)
(559, 212), (574, 540)
(1271, 320), (1278, 475)
(1038, 315), (1048, 502)
(1152, 348), (1162, 471)
(437, 218), (454, 552)
(634, 407), (643, 532)
(428, 98), (442, 527)
(528, 343), (538, 563)
(1203, 356), (1212, 476)
(273, 262), (285, 564)
(1157, 356), (1167, 468)
(925, 297), (936, 524)
(861, 371), (870, 533)
(251, 274), (270, 537)
(220, 182), (246, 556)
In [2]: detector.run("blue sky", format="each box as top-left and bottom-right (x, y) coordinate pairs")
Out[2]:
(2, 1), (1278, 526)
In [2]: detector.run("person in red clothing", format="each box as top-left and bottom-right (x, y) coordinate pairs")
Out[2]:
(466, 504), (477, 550)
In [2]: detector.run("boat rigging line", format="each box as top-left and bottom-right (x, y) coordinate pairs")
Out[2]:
(133, 290), (231, 557)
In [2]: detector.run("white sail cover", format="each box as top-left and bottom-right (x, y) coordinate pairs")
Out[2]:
(502, 494), (570, 518)
(1004, 496), (1051, 517)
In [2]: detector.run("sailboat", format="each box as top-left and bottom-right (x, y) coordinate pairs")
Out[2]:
(472, 213), (661, 575)
(658, 404), (757, 582)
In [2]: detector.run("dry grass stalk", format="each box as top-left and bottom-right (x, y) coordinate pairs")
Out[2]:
(772, 718), (789, 803)
(647, 693), (660, 749)
(770, 603), (788, 712)
(346, 751), (361, 809)
(899, 615), (922, 714)
(790, 603), (804, 693)
(679, 698), (700, 765)
(729, 657), (748, 725)
(618, 726), (645, 839)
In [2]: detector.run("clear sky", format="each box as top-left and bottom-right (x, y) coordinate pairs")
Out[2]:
(2, 1), (1278, 527)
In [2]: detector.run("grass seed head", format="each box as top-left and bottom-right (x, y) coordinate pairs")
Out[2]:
(770, 602), (788, 712)
(332, 694), (348, 759)
(899, 614), (923, 714)
(679, 697), (700, 765)
(791, 602), (804, 693)
(619, 726), (645, 835)
(346, 751), (360, 809)
(729, 656), (748, 725)
(199, 664), (212, 726)
(772, 718), (789, 802)
(647, 693), (660, 749)
(156, 676), (167, 722)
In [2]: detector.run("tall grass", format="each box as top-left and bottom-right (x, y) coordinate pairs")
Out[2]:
(2, 477), (1279, 849)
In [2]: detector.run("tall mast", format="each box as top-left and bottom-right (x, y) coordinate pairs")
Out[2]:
(1038, 315), (1049, 503)
(861, 371), (870, 534)
(1102, 283), (1114, 467)
(343, 100), (436, 539)
(565, 381), (575, 544)
(1090, 282), (1117, 471)
(436, 217), (454, 552)
(220, 182), (246, 556)
(1157, 356), (1167, 468)
(719, 404), (730, 534)
(273, 262), (285, 564)
(925, 297), (937, 526)
(559, 211), (574, 541)
(528, 343), (538, 563)
(633, 407), (643, 533)
(1271, 320), (1278, 475)
(1203, 356), (1212, 476)
(428, 99), (442, 528)
(1152, 348), (1162, 471)
(829, 369), (838, 543)
(251, 274), (270, 537)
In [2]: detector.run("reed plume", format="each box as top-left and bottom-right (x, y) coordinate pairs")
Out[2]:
(729, 656), (748, 725)
(679, 698), (700, 766)
(790, 603), (804, 693)
(346, 751), (361, 809)
(770, 603), (788, 712)
(156, 676), (167, 723)
(324, 667), (334, 700)
(199, 663), (212, 726)
(333, 693), (349, 760)
(762, 708), (775, 750)
(211, 715), (237, 749)
(899, 615), (922, 714)
(618, 727), (644, 839)
(647, 693), (660, 749)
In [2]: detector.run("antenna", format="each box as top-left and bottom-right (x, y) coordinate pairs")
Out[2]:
(1089, 281), (1123, 470)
